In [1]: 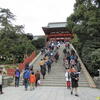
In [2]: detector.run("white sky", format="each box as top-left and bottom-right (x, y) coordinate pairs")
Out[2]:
(0, 0), (75, 36)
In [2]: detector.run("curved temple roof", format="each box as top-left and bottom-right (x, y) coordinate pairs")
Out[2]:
(42, 22), (71, 35)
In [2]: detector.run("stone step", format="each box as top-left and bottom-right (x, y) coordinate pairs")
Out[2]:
(41, 78), (65, 80)
(40, 83), (89, 87)
(49, 70), (65, 72)
(41, 79), (89, 83)
(40, 83), (66, 87)
(45, 77), (88, 81)
(79, 84), (89, 87)
(19, 78), (88, 83)
(41, 80), (89, 84)
(41, 81), (65, 84)
(44, 77), (88, 81)
(44, 75), (65, 77)
(15, 81), (89, 87)
(45, 74), (63, 76)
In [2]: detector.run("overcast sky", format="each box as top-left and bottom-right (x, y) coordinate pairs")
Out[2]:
(0, 0), (75, 36)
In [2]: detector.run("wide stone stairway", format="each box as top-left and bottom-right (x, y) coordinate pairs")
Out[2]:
(1, 44), (99, 100)
(30, 44), (89, 87)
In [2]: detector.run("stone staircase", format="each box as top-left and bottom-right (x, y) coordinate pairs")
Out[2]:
(78, 71), (89, 87)
(40, 44), (89, 87)
(18, 44), (90, 87)
(40, 65), (66, 87)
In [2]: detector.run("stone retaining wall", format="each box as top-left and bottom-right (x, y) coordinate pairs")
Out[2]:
(94, 77), (100, 89)
(2, 76), (13, 87)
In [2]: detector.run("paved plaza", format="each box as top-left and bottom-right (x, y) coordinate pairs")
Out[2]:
(0, 86), (100, 100)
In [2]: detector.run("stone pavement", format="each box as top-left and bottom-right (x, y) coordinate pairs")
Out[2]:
(0, 86), (100, 100)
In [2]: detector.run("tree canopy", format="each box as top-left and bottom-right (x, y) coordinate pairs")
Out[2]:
(32, 37), (45, 49)
(0, 8), (36, 64)
(67, 0), (100, 76)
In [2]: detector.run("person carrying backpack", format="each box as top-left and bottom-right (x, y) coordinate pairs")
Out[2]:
(15, 67), (20, 87)
(70, 67), (79, 97)
(46, 59), (52, 73)
(23, 67), (30, 91)
(41, 64), (46, 79)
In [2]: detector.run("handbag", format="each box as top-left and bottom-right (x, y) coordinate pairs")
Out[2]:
(37, 80), (41, 85)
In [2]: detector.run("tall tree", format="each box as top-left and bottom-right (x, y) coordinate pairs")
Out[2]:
(0, 8), (36, 64)
(67, 0), (100, 76)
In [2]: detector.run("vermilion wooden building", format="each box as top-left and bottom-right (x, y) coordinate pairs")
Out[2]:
(42, 22), (73, 42)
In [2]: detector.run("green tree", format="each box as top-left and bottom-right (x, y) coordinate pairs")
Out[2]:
(66, 0), (100, 76)
(0, 8), (36, 64)
(32, 37), (45, 49)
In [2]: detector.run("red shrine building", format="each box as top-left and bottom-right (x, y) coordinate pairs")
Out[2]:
(42, 22), (73, 42)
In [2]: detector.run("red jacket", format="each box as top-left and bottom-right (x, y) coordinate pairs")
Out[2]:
(29, 74), (36, 83)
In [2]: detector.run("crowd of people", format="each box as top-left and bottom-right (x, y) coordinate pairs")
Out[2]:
(15, 66), (41, 91)
(39, 41), (81, 97)
(14, 41), (61, 91)
(63, 42), (81, 97)
(0, 41), (82, 97)
(39, 41), (60, 79)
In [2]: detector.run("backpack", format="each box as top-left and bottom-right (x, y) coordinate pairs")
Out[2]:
(71, 72), (79, 81)
(23, 70), (30, 79)
(71, 72), (75, 79)
(46, 60), (51, 66)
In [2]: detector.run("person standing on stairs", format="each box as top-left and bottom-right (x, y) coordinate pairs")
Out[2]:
(54, 51), (59, 63)
(29, 72), (36, 90)
(70, 67), (79, 97)
(35, 70), (40, 87)
(15, 67), (20, 87)
(65, 68), (71, 89)
(46, 59), (52, 73)
(39, 59), (45, 72)
(23, 67), (30, 91)
(75, 60), (81, 73)
(63, 48), (67, 57)
(66, 52), (71, 67)
(41, 64), (46, 79)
